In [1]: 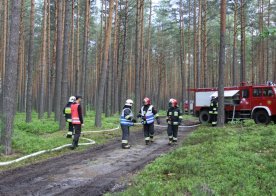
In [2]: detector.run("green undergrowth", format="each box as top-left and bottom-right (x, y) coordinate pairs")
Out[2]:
(0, 111), (123, 170)
(119, 120), (276, 195)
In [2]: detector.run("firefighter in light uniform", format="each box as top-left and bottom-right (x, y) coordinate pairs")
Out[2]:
(120, 99), (136, 149)
(209, 96), (218, 126)
(70, 96), (84, 149)
(137, 97), (160, 145)
(63, 96), (76, 138)
(166, 99), (183, 145)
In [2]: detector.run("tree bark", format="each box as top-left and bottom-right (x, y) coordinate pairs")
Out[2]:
(217, 0), (226, 127)
(59, 0), (71, 130)
(95, 0), (114, 127)
(1, 0), (21, 155)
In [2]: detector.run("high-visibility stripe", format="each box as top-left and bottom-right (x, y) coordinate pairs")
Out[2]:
(122, 140), (128, 144)
(173, 122), (179, 125)
(145, 137), (150, 141)
(173, 137), (177, 141)
(65, 107), (71, 114)
(120, 108), (134, 126)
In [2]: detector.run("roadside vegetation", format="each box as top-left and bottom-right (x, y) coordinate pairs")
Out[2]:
(0, 111), (122, 170)
(120, 121), (276, 195)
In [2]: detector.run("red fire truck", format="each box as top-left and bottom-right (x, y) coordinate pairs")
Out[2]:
(192, 83), (276, 124)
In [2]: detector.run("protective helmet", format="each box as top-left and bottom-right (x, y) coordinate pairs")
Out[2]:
(143, 97), (151, 105)
(171, 99), (178, 107)
(68, 96), (76, 103)
(125, 99), (134, 106)
(168, 98), (174, 107)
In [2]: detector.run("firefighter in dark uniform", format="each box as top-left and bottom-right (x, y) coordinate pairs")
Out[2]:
(70, 96), (84, 149)
(137, 97), (160, 145)
(120, 99), (136, 149)
(209, 96), (218, 126)
(166, 99), (183, 145)
(63, 96), (76, 138)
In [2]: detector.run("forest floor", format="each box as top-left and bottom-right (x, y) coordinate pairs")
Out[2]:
(0, 118), (198, 196)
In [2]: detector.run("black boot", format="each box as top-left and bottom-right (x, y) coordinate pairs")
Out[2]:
(71, 140), (77, 150)
(122, 143), (131, 149)
(145, 140), (149, 145)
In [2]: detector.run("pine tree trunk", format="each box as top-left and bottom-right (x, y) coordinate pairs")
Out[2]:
(217, 0), (226, 127)
(240, 0), (246, 83)
(26, 0), (35, 122)
(59, 0), (71, 130)
(1, 0), (21, 155)
(232, 0), (237, 85)
(54, 1), (63, 121)
(134, 0), (141, 114)
(80, 0), (90, 115)
(38, 0), (48, 119)
(95, 0), (114, 127)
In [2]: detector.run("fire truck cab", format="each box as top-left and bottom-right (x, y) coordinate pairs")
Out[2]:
(193, 83), (276, 124)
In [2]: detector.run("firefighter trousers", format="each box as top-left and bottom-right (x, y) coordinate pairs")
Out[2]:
(143, 123), (154, 141)
(167, 124), (178, 142)
(121, 125), (130, 144)
(72, 124), (82, 147)
(210, 114), (217, 126)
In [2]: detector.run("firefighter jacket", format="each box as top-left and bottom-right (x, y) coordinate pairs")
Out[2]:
(120, 106), (134, 126)
(63, 102), (73, 122)
(71, 103), (83, 125)
(167, 107), (183, 125)
(138, 105), (158, 124)
(209, 98), (218, 114)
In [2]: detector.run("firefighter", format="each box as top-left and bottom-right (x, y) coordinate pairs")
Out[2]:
(209, 96), (218, 126)
(120, 99), (137, 149)
(70, 95), (84, 149)
(137, 97), (160, 145)
(63, 96), (76, 138)
(166, 99), (183, 145)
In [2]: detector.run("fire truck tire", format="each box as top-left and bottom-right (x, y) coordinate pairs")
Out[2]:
(199, 110), (210, 124)
(253, 110), (271, 124)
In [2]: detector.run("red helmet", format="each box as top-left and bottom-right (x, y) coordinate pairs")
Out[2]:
(143, 97), (151, 105)
(171, 99), (178, 107)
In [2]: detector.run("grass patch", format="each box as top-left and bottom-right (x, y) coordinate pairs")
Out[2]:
(119, 120), (276, 195)
(0, 111), (123, 170)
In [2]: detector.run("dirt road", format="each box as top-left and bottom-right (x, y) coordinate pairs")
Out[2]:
(0, 121), (197, 196)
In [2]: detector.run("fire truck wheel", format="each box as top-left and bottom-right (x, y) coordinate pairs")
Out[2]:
(199, 110), (210, 124)
(253, 110), (271, 124)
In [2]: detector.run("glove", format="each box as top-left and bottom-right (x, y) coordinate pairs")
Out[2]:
(142, 116), (146, 121)
(132, 119), (137, 123)
(156, 118), (161, 125)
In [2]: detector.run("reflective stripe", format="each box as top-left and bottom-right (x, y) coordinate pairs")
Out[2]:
(173, 111), (179, 116)
(122, 140), (128, 144)
(67, 132), (72, 135)
(213, 111), (218, 114)
(120, 108), (134, 126)
(179, 116), (183, 119)
(65, 107), (71, 114)
(145, 137), (150, 141)
(168, 121), (172, 124)
(173, 137), (177, 141)
(173, 122), (179, 125)
(66, 119), (72, 122)
(209, 111), (213, 114)
(168, 112), (172, 115)
(212, 122), (217, 124)
(169, 136), (173, 139)
(141, 105), (155, 124)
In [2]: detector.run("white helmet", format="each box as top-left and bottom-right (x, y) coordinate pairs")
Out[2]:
(125, 99), (133, 106)
(68, 96), (76, 103)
